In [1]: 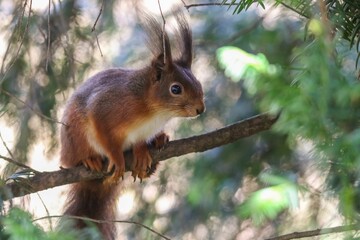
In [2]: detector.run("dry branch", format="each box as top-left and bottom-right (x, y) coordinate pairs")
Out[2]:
(0, 113), (278, 201)
(266, 224), (360, 240)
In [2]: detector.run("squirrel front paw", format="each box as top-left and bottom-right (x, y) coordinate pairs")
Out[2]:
(153, 132), (170, 150)
(131, 141), (154, 182)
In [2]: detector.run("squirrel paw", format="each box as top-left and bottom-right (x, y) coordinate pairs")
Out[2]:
(82, 156), (104, 172)
(105, 157), (125, 184)
(132, 142), (153, 182)
(153, 132), (170, 150)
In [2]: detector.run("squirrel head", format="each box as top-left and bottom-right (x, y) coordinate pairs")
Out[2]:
(143, 11), (205, 118)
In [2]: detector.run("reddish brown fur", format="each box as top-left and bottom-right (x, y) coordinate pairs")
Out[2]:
(60, 12), (204, 240)
(60, 102), (96, 168)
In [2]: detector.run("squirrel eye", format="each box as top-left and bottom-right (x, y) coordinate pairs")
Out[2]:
(170, 84), (182, 95)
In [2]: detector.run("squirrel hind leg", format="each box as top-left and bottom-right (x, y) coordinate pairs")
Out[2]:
(60, 125), (92, 168)
(60, 102), (94, 168)
(82, 156), (105, 172)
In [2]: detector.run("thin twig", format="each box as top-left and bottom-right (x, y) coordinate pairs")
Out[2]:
(181, 0), (189, 12)
(266, 224), (360, 240)
(16, 0), (28, 38)
(223, 15), (265, 44)
(0, 35), (14, 74)
(183, 1), (311, 19)
(157, 0), (167, 64)
(53, 0), (80, 80)
(183, 2), (234, 10)
(0, 154), (35, 171)
(92, 0), (104, 32)
(1, 0), (32, 83)
(0, 0), (28, 74)
(92, 0), (104, 57)
(95, 33), (103, 57)
(0, 88), (67, 126)
(278, 2), (311, 18)
(46, 0), (51, 70)
(35, 192), (53, 231)
(223, 4), (274, 44)
(33, 215), (171, 240)
(0, 131), (15, 160)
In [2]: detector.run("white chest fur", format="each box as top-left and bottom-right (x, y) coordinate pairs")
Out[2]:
(85, 112), (173, 155)
(122, 112), (172, 150)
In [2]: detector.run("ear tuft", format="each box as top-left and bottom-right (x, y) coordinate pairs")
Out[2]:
(140, 12), (173, 72)
(174, 10), (193, 67)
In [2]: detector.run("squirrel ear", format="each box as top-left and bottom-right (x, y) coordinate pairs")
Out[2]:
(152, 46), (173, 81)
(152, 54), (165, 81)
(141, 11), (174, 80)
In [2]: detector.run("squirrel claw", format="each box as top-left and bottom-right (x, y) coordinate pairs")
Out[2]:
(131, 172), (145, 183)
(105, 171), (124, 185)
(107, 161), (115, 173)
(104, 158), (125, 184)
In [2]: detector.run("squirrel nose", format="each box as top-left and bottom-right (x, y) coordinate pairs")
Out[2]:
(196, 104), (205, 115)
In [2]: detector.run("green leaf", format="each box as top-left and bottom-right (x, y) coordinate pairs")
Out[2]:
(3, 208), (46, 240)
(216, 46), (272, 82)
(237, 182), (298, 225)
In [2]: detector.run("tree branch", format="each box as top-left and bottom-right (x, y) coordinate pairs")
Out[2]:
(266, 224), (360, 240)
(0, 113), (278, 201)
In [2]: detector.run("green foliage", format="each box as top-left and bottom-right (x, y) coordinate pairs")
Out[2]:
(275, 0), (313, 18)
(218, 17), (360, 220)
(326, 0), (360, 52)
(222, 0), (265, 14)
(2, 208), (46, 240)
(217, 46), (280, 90)
(225, 0), (360, 64)
(238, 172), (298, 225)
(0, 208), (103, 240)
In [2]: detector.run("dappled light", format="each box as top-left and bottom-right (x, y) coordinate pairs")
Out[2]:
(1, 0), (360, 240)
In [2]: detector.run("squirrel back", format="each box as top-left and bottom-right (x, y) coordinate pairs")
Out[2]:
(60, 11), (204, 240)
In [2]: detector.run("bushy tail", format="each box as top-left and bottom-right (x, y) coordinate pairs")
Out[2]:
(62, 180), (120, 240)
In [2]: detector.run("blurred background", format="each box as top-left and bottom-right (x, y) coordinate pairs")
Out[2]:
(1, 0), (360, 239)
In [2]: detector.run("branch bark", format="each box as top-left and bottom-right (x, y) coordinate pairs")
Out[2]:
(266, 224), (360, 240)
(0, 113), (278, 201)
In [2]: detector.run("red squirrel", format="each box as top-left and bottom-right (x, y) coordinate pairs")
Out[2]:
(60, 12), (204, 240)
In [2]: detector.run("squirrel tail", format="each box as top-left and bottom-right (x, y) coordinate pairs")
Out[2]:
(63, 180), (120, 240)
